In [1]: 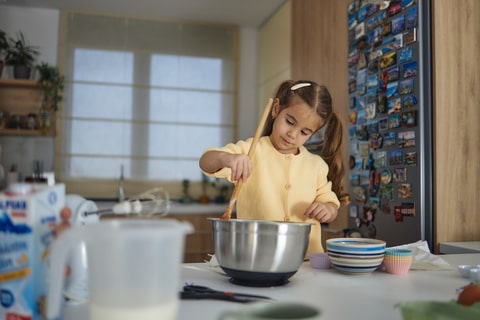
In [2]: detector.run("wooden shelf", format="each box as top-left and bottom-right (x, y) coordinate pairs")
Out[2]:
(0, 78), (55, 137)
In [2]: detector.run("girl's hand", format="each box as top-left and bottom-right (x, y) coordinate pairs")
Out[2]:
(303, 202), (338, 223)
(222, 153), (252, 182)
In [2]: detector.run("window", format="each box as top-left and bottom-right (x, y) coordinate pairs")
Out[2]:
(57, 11), (238, 198)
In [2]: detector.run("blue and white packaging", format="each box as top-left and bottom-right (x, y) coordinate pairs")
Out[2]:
(0, 184), (65, 320)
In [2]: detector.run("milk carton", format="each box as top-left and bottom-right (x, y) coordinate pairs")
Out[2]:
(0, 184), (65, 320)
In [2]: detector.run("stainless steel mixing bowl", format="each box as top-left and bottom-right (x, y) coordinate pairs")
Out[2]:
(209, 218), (312, 287)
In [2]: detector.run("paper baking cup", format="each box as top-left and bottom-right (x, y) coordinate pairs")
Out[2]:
(383, 248), (413, 275)
(309, 252), (331, 269)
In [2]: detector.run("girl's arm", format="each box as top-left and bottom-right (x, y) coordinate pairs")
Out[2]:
(199, 150), (252, 182)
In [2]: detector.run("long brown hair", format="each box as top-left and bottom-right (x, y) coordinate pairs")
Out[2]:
(262, 80), (350, 206)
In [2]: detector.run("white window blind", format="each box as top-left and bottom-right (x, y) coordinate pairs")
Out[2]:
(57, 11), (238, 197)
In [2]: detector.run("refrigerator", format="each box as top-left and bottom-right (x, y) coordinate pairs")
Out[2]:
(345, 0), (433, 248)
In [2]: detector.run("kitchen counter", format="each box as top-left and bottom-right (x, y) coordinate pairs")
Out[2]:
(178, 253), (480, 320)
(439, 241), (480, 254)
(95, 200), (228, 215)
(62, 253), (479, 320)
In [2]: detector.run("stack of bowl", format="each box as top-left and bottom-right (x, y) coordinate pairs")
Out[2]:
(326, 238), (386, 275)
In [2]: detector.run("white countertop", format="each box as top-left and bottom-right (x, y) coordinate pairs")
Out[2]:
(95, 201), (228, 215)
(178, 253), (480, 320)
(62, 254), (480, 320)
(439, 241), (480, 254)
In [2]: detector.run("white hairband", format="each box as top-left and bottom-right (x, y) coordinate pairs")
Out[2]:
(291, 83), (312, 91)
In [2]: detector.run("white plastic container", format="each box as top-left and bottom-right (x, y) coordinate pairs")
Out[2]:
(47, 219), (193, 320)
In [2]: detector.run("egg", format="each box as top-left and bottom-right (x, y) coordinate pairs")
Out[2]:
(457, 284), (480, 306)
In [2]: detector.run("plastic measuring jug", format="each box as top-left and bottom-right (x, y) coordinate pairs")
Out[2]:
(46, 218), (193, 320)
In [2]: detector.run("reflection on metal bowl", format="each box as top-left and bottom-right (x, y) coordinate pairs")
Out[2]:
(209, 218), (312, 287)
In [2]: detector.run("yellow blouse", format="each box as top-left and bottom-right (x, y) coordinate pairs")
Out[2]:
(202, 136), (340, 254)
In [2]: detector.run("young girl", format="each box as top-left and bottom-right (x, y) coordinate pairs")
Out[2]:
(199, 80), (350, 254)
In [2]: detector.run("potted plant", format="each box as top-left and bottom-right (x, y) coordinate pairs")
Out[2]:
(0, 30), (8, 77)
(5, 32), (39, 79)
(36, 63), (65, 131)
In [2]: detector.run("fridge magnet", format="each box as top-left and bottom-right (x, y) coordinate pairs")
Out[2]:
(388, 0), (402, 16)
(398, 183), (413, 198)
(406, 5), (418, 28)
(357, 5), (368, 23)
(366, 94), (378, 105)
(404, 151), (417, 166)
(367, 121), (379, 134)
(351, 141), (359, 154)
(349, 80), (357, 93)
(349, 66), (357, 82)
(379, 51), (397, 69)
(403, 61), (417, 78)
(387, 65), (400, 82)
(356, 95), (366, 110)
(348, 28), (356, 42)
(386, 81), (399, 98)
(349, 204), (358, 218)
(402, 95), (417, 108)
(377, 95), (388, 113)
(388, 97), (402, 114)
(367, 3), (380, 17)
(348, 13), (358, 30)
(355, 22), (366, 39)
(383, 131), (396, 146)
(348, 51), (360, 67)
(388, 149), (403, 165)
(391, 15), (405, 35)
(373, 26), (383, 47)
(370, 134), (383, 150)
(356, 124), (369, 141)
(367, 74), (379, 91)
(357, 109), (367, 125)
(401, 202), (415, 216)
(381, 21), (392, 36)
(380, 168), (393, 184)
(389, 113), (402, 129)
(398, 46), (413, 63)
(360, 172), (370, 187)
(374, 151), (387, 168)
(366, 16), (376, 32)
(404, 27), (417, 45)
(366, 102), (377, 120)
(368, 57), (379, 73)
(349, 155), (356, 169)
(363, 206), (375, 224)
(401, 110), (417, 127)
(375, 10), (388, 25)
(398, 130), (416, 148)
(348, 126), (357, 140)
(353, 156), (364, 170)
(378, 117), (389, 131)
(349, 96), (356, 109)
(350, 174), (360, 186)
(402, 0), (416, 8)
(381, 201), (391, 215)
(393, 167), (407, 183)
(349, 110), (358, 124)
(353, 186), (367, 203)
(394, 205), (403, 222)
(379, 185), (394, 201)
(399, 78), (414, 95)
(359, 141), (370, 158)
(348, 2), (356, 15)
(357, 52), (368, 69)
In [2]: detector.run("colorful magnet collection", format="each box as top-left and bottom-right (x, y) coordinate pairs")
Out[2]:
(347, 0), (419, 237)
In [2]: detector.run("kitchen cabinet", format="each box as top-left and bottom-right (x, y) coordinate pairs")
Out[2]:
(0, 78), (55, 136)
(175, 213), (222, 263)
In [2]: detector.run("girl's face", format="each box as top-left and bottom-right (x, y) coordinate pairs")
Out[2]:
(269, 98), (323, 154)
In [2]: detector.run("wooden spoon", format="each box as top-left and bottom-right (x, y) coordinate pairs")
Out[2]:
(221, 98), (274, 220)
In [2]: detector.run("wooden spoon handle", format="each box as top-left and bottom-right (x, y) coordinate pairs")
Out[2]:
(221, 98), (274, 220)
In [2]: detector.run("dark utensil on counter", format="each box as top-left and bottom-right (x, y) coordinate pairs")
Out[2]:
(222, 98), (273, 220)
(180, 284), (271, 303)
(209, 218), (311, 287)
